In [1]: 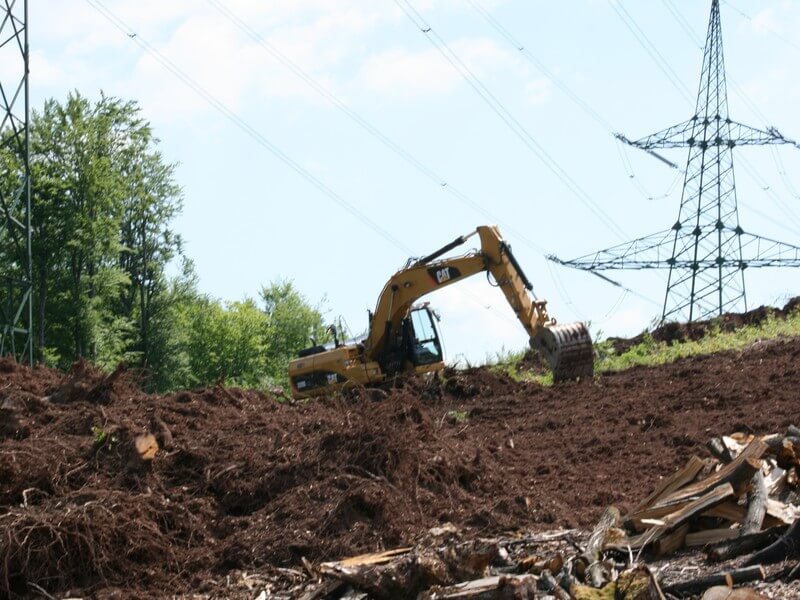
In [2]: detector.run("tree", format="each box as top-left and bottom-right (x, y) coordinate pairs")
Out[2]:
(0, 91), (183, 368)
(261, 280), (329, 384)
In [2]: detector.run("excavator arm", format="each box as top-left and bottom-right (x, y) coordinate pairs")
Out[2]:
(365, 225), (594, 382)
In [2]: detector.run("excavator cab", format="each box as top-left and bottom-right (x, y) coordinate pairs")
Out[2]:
(381, 303), (444, 376)
(407, 304), (443, 367)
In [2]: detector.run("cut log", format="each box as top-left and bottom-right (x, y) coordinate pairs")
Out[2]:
(685, 528), (738, 547)
(653, 441), (765, 508)
(577, 506), (621, 588)
(540, 570), (572, 600)
(741, 469), (768, 536)
(663, 565), (766, 595)
(745, 518), (800, 565)
(296, 580), (347, 600)
(763, 466), (786, 495)
(763, 435), (800, 469)
(629, 502), (692, 533)
(708, 437), (734, 463)
(703, 501), (747, 523)
(418, 575), (538, 599)
(321, 547), (412, 569)
(766, 498), (800, 525)
(706, 526), (787, 562)
(629, 455), (706, 515)
(636, 484), (735, 550)
(654, 523), (689, 556)
(701, 586), (769, 600)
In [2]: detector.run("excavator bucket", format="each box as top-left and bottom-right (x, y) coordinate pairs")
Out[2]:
(531, 322), (594, 382)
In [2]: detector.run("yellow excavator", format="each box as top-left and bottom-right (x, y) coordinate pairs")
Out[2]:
(288, 225), (594, 398)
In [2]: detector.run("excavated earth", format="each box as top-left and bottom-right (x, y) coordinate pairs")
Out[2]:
(1, 334), (800, 598)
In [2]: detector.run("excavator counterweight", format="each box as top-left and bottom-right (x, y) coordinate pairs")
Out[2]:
(288, 225), (594, 398)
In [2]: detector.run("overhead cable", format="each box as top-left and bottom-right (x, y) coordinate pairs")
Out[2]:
(394, 0), (629, 242)
(84, 0), (413, 255)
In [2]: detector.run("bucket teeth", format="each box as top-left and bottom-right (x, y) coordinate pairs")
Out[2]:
(531, 322), (594, 382)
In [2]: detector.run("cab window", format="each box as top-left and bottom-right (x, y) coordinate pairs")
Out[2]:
(409, 307), (443, 365)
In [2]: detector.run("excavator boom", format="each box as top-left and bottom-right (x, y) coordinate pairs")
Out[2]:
(288, 225), (594, 398)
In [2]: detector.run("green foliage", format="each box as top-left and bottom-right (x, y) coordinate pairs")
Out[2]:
(0, 91), (183, 372)
(484, 308), (800, 386)
(261, 280), (329, 384)
(91, 425), (117, 450)
(446, 409), (468, 424)
(597, 309), (800, 373)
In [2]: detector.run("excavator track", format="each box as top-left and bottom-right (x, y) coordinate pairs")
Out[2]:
(531, 322), (594, 382)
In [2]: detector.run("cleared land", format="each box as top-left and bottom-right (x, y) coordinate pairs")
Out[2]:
(1, 305), (800, 597)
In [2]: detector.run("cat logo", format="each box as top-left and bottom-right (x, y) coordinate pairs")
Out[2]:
(427, 265), (461, 285)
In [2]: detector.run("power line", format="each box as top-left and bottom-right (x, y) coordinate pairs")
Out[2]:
(721, 0), (800, 53)
(202, 0), (550, 259)
(394, 0), (629, 242)
(85, 0), (554, 334)
(464, 0), (675, 206)
(661, 0), (703, 49)
(84, 0), (413, 255)
(608, 0), (694, 106)
(771, 146), (800, 200)
(464, 0), (615, 133)
(657, 0), (775, 127)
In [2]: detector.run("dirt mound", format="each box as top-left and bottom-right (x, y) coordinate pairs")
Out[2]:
(607, 296), (800, 354)
(2, 339), (800, 597)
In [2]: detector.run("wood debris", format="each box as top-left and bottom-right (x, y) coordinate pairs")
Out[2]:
(292, 429), (800, 599)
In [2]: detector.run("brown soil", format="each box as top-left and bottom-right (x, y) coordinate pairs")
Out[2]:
(1, 338), (800, 598)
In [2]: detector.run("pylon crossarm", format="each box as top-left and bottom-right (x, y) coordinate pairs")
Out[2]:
(548, 230), (677, 271)
(619, 120), (797, 151)
(727, 122), (799, 147)
(738, 232), (800, 267)
(617, 120), (694, 150)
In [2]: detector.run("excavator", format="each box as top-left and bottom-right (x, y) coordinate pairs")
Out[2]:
(288, 225), (594, 399)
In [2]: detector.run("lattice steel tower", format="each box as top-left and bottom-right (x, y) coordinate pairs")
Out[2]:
(0, 0), (32, 362)
(552, 0), (800, 323)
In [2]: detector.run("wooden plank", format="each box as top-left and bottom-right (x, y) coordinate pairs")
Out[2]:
(629, 455), (706, 515)
(321, 547), (412, 570)
(637, 484), (735, 550)
(629, 501), (692, 532)
(654, 440), (766, 508)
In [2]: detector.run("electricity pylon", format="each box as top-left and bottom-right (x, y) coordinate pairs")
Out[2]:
(552, 0), (800, 323)
(0, 0), (33, 362)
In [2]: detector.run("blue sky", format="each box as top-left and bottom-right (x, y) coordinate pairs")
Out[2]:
(25, 0), (800, 363)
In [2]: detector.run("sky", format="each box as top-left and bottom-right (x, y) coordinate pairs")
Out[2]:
(20, 0), (800, 364)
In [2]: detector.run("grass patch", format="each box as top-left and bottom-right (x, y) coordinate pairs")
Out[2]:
(486, 307), (800, 384)
(597, 309), (800, 373)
